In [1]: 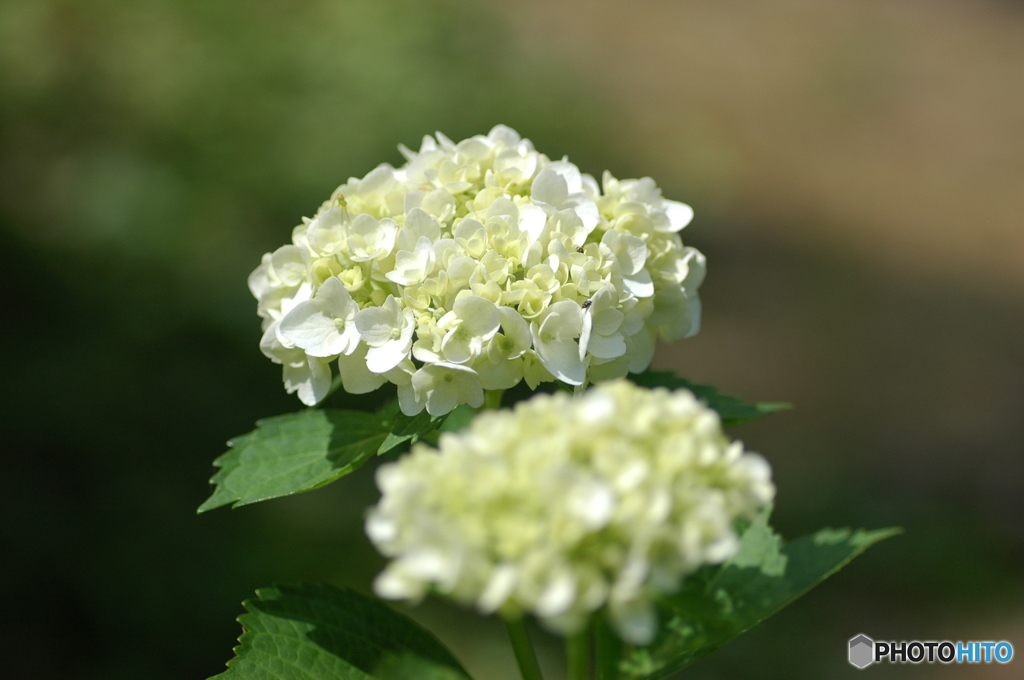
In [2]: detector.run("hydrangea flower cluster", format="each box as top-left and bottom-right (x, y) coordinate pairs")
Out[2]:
(249, 126), (705, 415)
(365, 381), (775, 644)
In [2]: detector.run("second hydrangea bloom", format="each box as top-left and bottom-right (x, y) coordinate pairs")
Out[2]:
(366, 381), (775, 644)
(251, 126), (706, 415)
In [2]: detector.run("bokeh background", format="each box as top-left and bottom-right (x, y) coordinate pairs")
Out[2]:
(2, 1), (1022, 678)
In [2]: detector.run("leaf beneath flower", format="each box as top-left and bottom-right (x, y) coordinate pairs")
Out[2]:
(209, 583), (471, 680)
(199, 404), (448, 512)
(378, 403), (448, 456)
(438, 403), (478, 434)
(198, 410), (386, 512)
(618, 512), (901, 680)
(628, 370), (790, 427)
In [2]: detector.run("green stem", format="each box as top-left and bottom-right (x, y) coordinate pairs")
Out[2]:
(566, 629), (590, 680)
(483, 389), (505, 410)
(594, 617), (622, 680)
(505, 617), (545, 680)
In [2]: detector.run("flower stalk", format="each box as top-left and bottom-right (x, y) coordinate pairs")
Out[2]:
(505, 617), (545, 680)
(566, 629), (590, 680)
(483, 388), (505, 411)
(594, 617), (623, 680)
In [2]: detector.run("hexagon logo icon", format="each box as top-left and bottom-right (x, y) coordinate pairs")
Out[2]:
(849, 634), (875, 669)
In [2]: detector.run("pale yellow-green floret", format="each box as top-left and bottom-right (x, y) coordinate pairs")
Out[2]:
(366, 381), (774, 644)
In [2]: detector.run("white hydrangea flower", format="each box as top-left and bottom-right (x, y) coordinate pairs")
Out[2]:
(366, 381), (775, 644)
(354, 295), (416, 374)
(398, 362), (485, 417)
(249, 126), (706, 411)
(278, 277), (360, 358)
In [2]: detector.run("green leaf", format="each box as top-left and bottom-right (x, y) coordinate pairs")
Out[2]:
(210, 583), (471, 680)
(377, 404), (447, 457)
(619, 514), (901, 680)
(628, 370), (790, 427)
(198, 409), (389, 512)
(438, 404), (478, 434)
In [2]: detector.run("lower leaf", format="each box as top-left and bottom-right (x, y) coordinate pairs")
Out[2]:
(619, 513), (900, 680)
(210, 582), (472, 680)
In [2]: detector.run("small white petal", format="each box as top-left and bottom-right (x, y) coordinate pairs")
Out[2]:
(535, 339), (586, 385)
(337, 344), (387, 394)
(535, 570), (577, 618)
(498, 307), (531, 358)
(662, 200), (694, 232)
(355, 297), (403, 347)
(622, 270), (654, 298)
(425, 382), (459, 416)
(579, 310), (593, 361)
(454, 295), (500, 337)
(478, 565), (518, 614)
(290, 355), (331, 406)
(531, 167), (569, 207)
(587, 331), (627, 360)
(278, 301), (340, 356)
(366, 340), (411, 374)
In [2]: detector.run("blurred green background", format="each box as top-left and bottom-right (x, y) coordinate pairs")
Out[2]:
(2, 1), (1022, 678)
